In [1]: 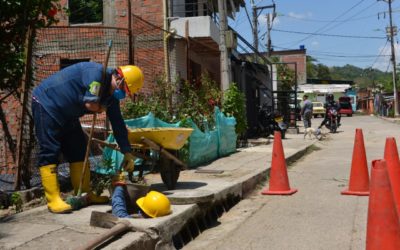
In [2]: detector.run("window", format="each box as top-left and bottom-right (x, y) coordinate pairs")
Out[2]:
(69, 0), (103, 24)
(189, 60), (201, 86)
(60, 58), (90, 69)
(185, 0), (198, 17)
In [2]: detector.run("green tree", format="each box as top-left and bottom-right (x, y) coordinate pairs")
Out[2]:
(68, 0), (103, 24)
(306, 56), (318, 78)
(1, 0), (59, 90)
(0, 0), (60, 189)
(316, 64), (331, 79)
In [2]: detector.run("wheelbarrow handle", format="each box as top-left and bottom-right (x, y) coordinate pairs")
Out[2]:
(90, 138), (149, 160)
(141, 137), (187, 170)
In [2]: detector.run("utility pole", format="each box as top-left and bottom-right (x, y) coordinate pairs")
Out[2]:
(251, 0), (258, 52)
(251, 2), (276, 57)
(218, 0), (231, 91)
(383, 0), (398, 116)
(266, 5), (276, 57)
(266, 14), (271, 56)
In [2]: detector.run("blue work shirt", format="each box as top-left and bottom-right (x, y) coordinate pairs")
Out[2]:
(32, 62), (131, 153)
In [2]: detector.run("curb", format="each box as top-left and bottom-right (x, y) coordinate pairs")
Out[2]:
(375, 115), (400, 124)
(0, 140), (317, 249)
(119, 141), (317, 249)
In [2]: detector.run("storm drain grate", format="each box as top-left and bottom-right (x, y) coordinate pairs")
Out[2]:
(172, 194), (241, 249)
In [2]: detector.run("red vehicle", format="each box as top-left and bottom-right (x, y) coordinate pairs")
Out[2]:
(338, 96), (353, 117)
(325, 106), (339, 133)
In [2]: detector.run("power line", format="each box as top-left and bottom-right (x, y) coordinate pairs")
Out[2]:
(370, 39), (389, 68)
(272, 44), (390, 58)
(321, 1), (378, 34)
(310, 56), (382, 62)
(311, 53), (390, 58)
(286, 0), (367, 47)
(282, 13), (376, 23)
(270, 28), (386, 39)
(244, 4), (253, 31)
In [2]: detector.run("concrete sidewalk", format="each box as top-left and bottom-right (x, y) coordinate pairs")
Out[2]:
(0, 131), (316, 250)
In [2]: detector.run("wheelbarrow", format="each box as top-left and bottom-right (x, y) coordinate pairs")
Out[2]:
(92, 127), (193, 190)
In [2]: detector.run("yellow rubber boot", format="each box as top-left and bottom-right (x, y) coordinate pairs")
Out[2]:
(39, 165), (72, 213)
(70, 162), (109, 204)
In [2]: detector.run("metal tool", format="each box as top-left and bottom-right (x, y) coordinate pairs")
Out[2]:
(77, 211), (146, 250)
(67, 40), (113, 209)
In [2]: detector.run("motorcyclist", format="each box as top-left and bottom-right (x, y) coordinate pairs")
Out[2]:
(32, 62), (144, 213)
(318, 94), (341, 129)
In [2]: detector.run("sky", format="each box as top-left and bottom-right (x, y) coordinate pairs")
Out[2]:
(230, 0), (400, 71)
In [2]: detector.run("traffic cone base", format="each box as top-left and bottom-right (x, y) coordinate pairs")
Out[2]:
(261, 188), (298, 195)
(341, 189), (369, 196)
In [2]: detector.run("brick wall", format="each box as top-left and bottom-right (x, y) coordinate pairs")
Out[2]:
(1, 0), (174, 176)
(270, 49), (307, 85)
(280, 54), (306, 84)
(131, 0), (165, 94)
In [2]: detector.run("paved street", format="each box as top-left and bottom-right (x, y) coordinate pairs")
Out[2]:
(0, 118), (315, 250)
(185, 115), (399, 250)
(1, 115), (397, 249)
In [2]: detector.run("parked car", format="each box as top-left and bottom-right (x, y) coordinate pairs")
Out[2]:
(338, 96), (353, 117)
(312, 102), (325, 118)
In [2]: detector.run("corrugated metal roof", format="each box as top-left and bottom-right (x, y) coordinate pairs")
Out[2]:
(298, 84), (352, 93)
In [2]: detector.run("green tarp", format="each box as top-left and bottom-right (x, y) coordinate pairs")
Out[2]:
(96, 107), (237, 175)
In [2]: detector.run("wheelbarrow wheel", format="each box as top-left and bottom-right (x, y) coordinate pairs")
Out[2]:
(159, 151), (180, 190)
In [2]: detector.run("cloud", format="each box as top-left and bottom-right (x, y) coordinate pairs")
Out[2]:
(258, 13), (279, 25)
(287, 11), (312, 19)
(372, 43), (400, 71)
(311, 41), (319, 47)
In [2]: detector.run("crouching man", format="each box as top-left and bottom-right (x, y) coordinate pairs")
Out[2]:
(32, 62), (144, 213)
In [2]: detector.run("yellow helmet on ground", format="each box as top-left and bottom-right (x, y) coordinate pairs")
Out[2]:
(136, 191), (171, 218)
(118, 65), (144, 95)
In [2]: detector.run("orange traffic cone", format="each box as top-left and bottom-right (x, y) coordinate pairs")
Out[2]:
(366, 159), (400, 250)
(384, 137), (400, 216)
(261, 131), (297, 195)
(341, 128), (369, 196)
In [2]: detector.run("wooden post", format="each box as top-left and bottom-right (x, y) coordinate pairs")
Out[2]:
(14, 26), (34, 190)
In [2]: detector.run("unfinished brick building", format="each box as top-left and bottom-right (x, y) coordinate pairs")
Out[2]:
(1, 0), (247, 188)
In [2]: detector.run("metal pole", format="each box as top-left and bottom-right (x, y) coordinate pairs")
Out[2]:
(251, 1), (258, 54)
(267, 14), (271, 57)
(218, 0), (231, 91)
(387, 0), (398, 116)
(127, 0), (133, 64)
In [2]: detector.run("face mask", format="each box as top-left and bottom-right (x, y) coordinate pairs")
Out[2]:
(113, 89), (126, 100)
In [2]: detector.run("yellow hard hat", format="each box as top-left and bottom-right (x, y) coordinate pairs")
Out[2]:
(118, 65), (144, 95)
(136, 191), (171, 218)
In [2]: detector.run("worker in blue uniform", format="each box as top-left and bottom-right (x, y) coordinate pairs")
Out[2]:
(32, 62), (144, 213)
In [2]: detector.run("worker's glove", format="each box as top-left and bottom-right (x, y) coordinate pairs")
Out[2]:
(112, 171), (126, 187)
(121, 152), (135, 172)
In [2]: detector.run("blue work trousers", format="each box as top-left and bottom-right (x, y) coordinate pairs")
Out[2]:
(32, 99), (87, 167)
(112, 186), (132, 218)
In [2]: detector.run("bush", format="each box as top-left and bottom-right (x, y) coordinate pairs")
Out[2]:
(11, 192), (23, 213)
(122, 74), (223, 131)
(222, 83), (247, 136)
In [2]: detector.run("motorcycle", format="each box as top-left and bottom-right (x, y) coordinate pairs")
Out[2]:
(258, 105), (287, 139)
(325, 107), (339, 133)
